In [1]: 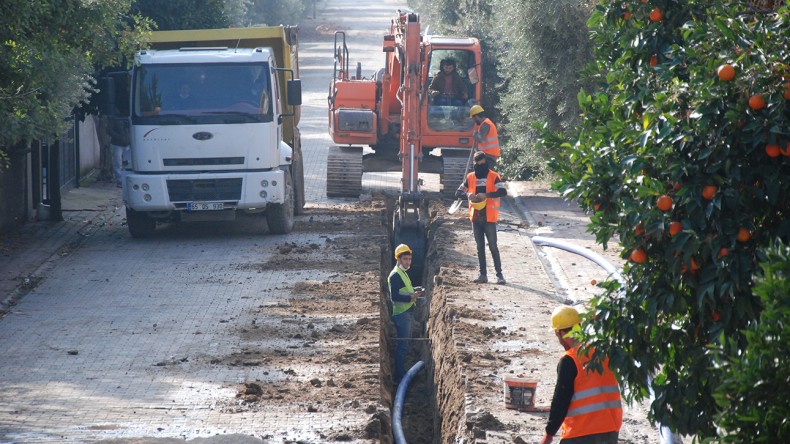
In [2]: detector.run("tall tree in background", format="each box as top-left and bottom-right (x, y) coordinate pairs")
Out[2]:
(244, 0), (308, 26)
(493, 1), (594, 180)
(133, 0), (229, 30)
(0, 0), (151, 162)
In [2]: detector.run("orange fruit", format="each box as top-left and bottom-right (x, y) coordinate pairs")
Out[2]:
(681, 258), (700, 274)
(766, 144), (781, 157)
(737, 227), (751, 243)
(590, 279), (597, 285)
(749, 94), (766, 110)
(649, 54), (658, 66)
(717, 64), (735, 81)
(656, 195), (673, 211)
(784, 82), (790, 100)
(673, 182), (682, 191)
(623, 11), (632, 19)
(593, 203), (602, 211)
(717, 247), (729, 259)
(702, 185), (717, 200)
(635, 223), (645, 236)
(649, 7), (663, 22)
(668, 221), (682, 236)
(712, 311), (720, 322)
(781, 142), (790, 156)
(630, 248), (648, 263)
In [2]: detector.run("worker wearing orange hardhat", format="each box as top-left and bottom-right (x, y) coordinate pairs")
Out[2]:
(540, 306), (623, 444)
(388, 244), (424, 384)
(455, 151), (507, 285)
(469, 105), (501, 166)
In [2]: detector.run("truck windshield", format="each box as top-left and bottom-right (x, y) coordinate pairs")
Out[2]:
(132, 62), (272, 124)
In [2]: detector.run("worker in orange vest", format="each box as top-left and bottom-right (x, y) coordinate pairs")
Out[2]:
(455, 151), (507, 284)
(469, 105), (500, 167)
(540, 306), (623, 444)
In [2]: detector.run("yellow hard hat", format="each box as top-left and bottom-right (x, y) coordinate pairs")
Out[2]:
(394, 243), (412, 259)
(551, 305), (581, 330)
(469, 104), (484, 117)
(470, 199), (486, 211)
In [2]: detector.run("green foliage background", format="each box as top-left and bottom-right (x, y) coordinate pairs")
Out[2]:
(0, 0), (312, 166)
(0, 0), (152, 161)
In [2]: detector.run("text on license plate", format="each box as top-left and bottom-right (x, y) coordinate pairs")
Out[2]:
(187, 202), (224, 211)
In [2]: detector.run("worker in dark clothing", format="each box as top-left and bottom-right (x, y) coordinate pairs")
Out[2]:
(540, 305), (623, 444)
(455, 151), (507, 284)
(388, 244), (424, 384)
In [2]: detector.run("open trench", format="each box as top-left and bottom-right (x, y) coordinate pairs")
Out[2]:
(379, 197), (468, 443)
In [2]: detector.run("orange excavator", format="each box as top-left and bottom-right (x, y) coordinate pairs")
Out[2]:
(326, 10), (483, 275)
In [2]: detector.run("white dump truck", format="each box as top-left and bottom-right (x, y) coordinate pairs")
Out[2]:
(105, 26), (304, 237)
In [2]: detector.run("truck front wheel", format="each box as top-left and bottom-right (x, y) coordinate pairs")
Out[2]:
(266, 170), (295, 234)
(126, 208), (156, 238)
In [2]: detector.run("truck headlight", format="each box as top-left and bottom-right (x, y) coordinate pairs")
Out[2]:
(144, 194), (152, 202)
(260, 190), (267, 198)
(142, 183), (150, 191)
(260, 180), (268, 187)
(271, 180), (277, 187)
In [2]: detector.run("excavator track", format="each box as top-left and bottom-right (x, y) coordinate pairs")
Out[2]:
(326, 145), (363, 197)
(440, 149), (472, 196)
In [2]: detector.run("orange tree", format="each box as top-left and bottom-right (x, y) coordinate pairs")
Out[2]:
(543, 0), (790, 439)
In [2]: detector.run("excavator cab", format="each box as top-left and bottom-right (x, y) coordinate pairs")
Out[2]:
(424, 47), (479, 133)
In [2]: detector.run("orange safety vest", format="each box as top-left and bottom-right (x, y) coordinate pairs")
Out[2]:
(466, 170), (501, 223)
(474, 118), (501, 157)
(561, 347), (623, 439)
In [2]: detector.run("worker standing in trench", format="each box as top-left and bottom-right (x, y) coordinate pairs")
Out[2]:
(456, 151), (507, 285)
(540, 305), (623, 444)
(388, 244), (425, 385)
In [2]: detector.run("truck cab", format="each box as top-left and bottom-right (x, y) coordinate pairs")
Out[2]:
(111, 27), (303, 238)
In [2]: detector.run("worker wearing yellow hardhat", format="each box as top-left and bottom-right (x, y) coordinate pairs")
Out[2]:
(455, 151), (507, 284)
(540, 306), (623, 444)
(387, 244), (424, 384)
(469, 105), (501, 166)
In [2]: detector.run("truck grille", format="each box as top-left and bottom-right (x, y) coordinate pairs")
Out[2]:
(167, 178), (243, 202)
(163, 157), (244, 166)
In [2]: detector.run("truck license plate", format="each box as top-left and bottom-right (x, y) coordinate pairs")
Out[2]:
(187, 202), (224, 211)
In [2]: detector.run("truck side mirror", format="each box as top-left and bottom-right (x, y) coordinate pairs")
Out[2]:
(287, 79), (302, 106)
(99, 76), (117, 116)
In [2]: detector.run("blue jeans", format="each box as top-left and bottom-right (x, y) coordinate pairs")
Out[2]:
(392, 307), (414, 382)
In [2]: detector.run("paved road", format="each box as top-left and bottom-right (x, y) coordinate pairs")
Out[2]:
(0, 1), (407, 443)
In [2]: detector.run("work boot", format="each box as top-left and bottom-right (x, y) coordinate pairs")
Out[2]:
(473, 274), (488, 284)
(496, 273), (507, 285)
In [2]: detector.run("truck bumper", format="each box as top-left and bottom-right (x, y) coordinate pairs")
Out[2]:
(123, 170), (287, 212)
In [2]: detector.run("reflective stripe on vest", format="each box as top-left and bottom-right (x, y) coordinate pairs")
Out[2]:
(561, 347), (623, 439)
(388, 266), (415, 316)
(475, 118), (501, 157)
(466, 171), (501, 223)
